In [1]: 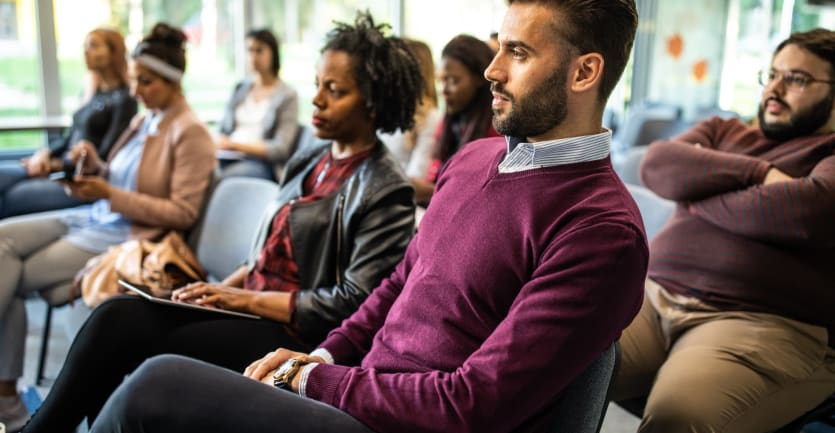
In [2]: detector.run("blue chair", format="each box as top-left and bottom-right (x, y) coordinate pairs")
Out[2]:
(690, 105), (741, 123)
(612, 102), (686, 154)
(613, 145), (649, 186)
(625, 183), (675, 241)
(545, 342), (620, 433)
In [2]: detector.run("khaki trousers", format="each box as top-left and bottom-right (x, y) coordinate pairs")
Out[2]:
(612, 279), (835, 433)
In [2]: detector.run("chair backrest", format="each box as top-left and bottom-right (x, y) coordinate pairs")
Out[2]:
(190, 177), (280, 280)
(690, 105), (741, 123)
(626, 183), (675, 241)
(545, 342), (620, 433)
(294, 124), (328, 154)
(613, 102), (684, 153)
(613, 145), (649, 186)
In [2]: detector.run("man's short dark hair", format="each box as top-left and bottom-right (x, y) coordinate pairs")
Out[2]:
(322, 11), (423, 134)
(508, 0), (638, 104)
(775, 28), (835, 80)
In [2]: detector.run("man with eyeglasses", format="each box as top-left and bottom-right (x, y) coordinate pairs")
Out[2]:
(612, 28), (835, 433)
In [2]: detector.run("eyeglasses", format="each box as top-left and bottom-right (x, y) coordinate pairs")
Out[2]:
(758, 69), (835, 92)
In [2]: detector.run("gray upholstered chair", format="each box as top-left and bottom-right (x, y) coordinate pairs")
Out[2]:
(187, 176), (280, 280)
(612, 102), (686, 154)
(613, 145), (649, 186)
(545, 342), (620, 433)
(34, 176), (280, 384)
(625, 183), (675, 241)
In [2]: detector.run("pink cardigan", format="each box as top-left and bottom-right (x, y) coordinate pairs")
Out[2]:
(104, 95), (216, 241)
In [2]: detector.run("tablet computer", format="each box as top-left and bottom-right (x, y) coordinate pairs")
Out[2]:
(118, 280), (260, 320)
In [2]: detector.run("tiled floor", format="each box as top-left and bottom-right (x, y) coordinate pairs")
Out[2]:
(21, 298), (641, 433)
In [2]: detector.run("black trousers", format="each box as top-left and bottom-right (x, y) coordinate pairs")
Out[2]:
(23, 296), (309, 433)
(88, 355), (375, 433)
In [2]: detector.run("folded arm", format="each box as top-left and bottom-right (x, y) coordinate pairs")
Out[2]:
(641, 119), (771, 202)
(688, 155), (835, 247)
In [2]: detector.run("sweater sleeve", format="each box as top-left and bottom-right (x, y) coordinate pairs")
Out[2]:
(641, 118), (772, 202)
(218, 82), (245, 136)
(109, 122), (215, 231)
(688, 153), (835, 247)
(263, 88), (300, 164)
(292, 183), (416, 346)
(304, 222), (648, 433)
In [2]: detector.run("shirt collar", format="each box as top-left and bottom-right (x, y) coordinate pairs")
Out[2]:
(499, 129), (612, 173)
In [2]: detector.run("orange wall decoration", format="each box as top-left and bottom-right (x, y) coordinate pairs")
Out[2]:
(666, 33), (683, 60)
(692, 59), (709, 82)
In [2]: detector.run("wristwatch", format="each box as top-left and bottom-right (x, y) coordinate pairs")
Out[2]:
(272, 357), (307, 391)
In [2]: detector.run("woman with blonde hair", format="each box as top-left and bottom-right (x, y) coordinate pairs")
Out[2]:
(0, 28), (137, 217)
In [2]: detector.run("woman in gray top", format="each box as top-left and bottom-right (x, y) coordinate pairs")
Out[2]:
(216, 29), (299, 181)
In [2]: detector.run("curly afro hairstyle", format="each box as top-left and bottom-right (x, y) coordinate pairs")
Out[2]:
(322, 11), (423, 134)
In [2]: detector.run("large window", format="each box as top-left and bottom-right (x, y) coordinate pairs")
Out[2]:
(0, 0), (41, 150)
(719, 0), (835, 118)
(250, 0), (507, 120)
(72, 0), (241, 118)
(0, 1), (18, 39)
(643, 0), (729, 119)
(5, 0), (833, 154)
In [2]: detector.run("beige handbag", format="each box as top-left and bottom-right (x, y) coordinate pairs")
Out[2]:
(73, 232), (206, 307)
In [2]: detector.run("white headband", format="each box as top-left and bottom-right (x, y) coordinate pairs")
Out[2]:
(135, 54), (184, 82)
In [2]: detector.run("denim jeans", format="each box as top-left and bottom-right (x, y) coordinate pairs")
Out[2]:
(0, 162), (85, 218)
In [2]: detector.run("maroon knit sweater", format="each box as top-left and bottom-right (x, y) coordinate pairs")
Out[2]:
(305, 138), (648, 433)
(642, 117), (835, 346)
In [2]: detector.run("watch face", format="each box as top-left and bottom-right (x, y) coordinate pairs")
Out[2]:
(275, 358), (298, 378)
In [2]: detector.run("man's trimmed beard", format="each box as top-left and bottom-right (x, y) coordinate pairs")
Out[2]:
(491, 62), (570, 138)
(758, 91), (834, 141)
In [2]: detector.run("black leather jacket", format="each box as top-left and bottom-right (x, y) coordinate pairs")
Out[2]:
(248, 141), (415, 345)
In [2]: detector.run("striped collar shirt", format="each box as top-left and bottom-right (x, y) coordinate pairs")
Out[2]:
(498, 129), (612, 173)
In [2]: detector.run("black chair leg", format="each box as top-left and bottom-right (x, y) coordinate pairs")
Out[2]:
(36, 303), (53, 386)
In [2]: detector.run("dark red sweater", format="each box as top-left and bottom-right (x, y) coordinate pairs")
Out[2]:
(642, 117), (835, 346)
(305, 138), (648, 433)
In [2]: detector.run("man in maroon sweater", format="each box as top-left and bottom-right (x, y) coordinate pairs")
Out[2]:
(612, 29), (835, 433)
(84, 2), (648, 433)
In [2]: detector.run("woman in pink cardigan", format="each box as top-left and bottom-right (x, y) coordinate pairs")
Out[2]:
(0, 23), (215, 431)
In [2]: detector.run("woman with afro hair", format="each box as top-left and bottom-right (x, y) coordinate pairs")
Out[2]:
(21, 12), (422, 433)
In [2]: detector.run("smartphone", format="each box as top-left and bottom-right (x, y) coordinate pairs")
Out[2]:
(48, 170), (72, 182)
(48, 152), (86, 182)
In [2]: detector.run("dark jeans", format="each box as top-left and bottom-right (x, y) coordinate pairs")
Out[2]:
(0, 162), (84, 218)
(88, 355), (375, 433)
(22, 296), (309, 433)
